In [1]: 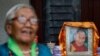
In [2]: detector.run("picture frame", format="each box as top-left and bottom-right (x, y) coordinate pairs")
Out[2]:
(58, 22), (99, 56)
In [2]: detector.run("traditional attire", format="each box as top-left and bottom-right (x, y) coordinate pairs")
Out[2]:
(70, 42), (88, 52)
(0, 37), (52, 56)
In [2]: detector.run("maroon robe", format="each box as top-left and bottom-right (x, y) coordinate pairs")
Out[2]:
(71, 42), (88, 52)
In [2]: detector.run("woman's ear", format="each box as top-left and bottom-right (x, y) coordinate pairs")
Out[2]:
(6, 24), (12, 35)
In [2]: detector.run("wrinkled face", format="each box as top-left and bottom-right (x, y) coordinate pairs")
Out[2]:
(7, 8), (38, 44)
(74, 31), (86, 46)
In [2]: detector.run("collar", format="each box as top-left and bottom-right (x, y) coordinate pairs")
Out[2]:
(8, 37), (37, 56)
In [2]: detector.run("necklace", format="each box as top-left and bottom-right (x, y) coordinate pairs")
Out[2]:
(22, 50), (31, 54)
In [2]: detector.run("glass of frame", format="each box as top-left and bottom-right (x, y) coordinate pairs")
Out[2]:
(58, 22), (99, 56)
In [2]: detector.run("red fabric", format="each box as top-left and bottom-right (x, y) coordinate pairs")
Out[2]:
(72, 42), (88, 52)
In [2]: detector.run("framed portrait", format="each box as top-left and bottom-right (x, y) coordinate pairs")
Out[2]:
(58, 22), (99, 56)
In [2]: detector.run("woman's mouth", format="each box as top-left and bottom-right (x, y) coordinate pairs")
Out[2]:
(21, 30), (33, 35)
(20, 28), (34, 38)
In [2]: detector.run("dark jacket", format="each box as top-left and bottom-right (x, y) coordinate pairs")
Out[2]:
(0, 43), (52, 56)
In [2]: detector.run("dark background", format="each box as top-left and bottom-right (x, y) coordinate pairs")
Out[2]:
(30, 0), (100, 46)
(0, 0), (99, 46)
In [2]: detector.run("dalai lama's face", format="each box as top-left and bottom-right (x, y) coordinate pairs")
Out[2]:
(74, 31), (86, 46)
(7, 8), (38, 44)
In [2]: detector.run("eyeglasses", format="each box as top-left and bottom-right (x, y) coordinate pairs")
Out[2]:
(13, 16), (38, 25)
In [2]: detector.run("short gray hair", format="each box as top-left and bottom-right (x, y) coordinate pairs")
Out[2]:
(5, 4), (34, 34)
(6, 4), (34, 21)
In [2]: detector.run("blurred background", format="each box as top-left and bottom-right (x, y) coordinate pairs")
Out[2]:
(0, 0), (100, 46)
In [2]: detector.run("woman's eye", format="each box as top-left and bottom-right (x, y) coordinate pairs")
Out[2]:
(18, 16), (26, 23)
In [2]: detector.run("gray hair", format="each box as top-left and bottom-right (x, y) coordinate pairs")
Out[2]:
(5, 4), (34, 34)
(6, 4), (34, 22)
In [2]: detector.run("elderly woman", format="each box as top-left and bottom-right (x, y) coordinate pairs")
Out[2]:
(0, 4), (51, 56)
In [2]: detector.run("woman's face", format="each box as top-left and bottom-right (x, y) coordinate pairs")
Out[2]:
(7, 8), (38, 44)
